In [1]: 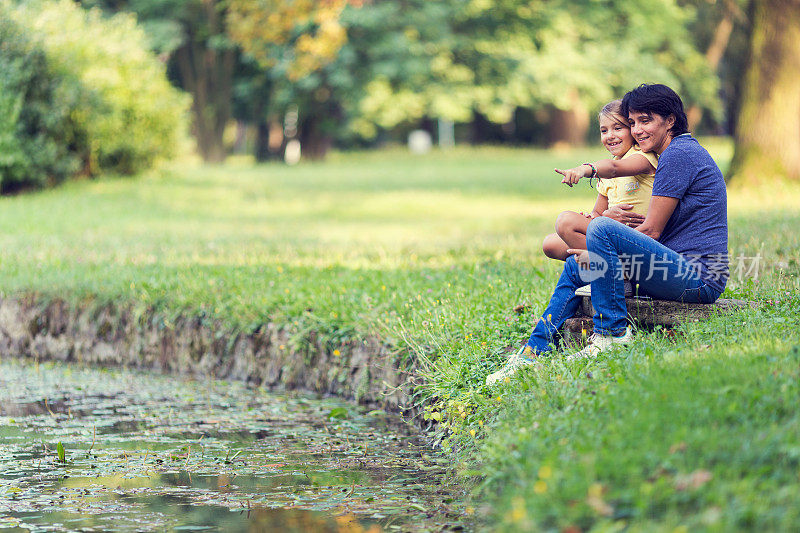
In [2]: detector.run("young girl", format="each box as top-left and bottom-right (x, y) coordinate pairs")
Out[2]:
(542, 100), (659, 263)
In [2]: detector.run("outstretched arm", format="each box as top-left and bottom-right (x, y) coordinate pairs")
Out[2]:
(555, 154), (656, 186)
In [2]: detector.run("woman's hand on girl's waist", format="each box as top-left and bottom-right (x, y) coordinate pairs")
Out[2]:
(602, 204), (645, 227)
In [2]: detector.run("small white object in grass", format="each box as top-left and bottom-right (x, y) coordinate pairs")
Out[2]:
(408, 130), (432, 154)
(284, 139), (301, 165)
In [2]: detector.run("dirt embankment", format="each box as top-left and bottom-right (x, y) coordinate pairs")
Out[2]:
(0, 296), (414, 411)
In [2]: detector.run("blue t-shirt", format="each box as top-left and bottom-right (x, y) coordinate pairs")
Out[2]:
(652, 134), (728, 292)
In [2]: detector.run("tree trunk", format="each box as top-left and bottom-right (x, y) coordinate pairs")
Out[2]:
(233, 120), (247, 154)
(253, 117), (284, 162)
(469, 113), (493, 144)
(296, 97), (341, 161)
(729, 0), (800, 183)
(686, 0), (738, 131)
(239, 72), (276, 162)
(173, 1), (233, 164)
(299, 115), (332, 160)
(253, 118), (270, 162)
(547, 90), (589, 148)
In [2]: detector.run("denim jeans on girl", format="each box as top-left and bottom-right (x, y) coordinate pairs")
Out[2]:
(526, 216), (723, 353)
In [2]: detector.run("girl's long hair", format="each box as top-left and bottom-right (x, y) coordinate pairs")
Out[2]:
(599, 99), (629, 129)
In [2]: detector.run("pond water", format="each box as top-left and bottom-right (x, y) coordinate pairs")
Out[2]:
(0, 359), (469, 532)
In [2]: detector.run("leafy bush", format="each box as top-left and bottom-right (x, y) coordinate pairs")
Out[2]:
(7, 0), (189, 177)
(0, 14), (79, 192)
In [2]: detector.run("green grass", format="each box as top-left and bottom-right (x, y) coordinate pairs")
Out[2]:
(2, 141), (800, 530)
(469, 311), (800, 531)
(0, 145), (623, 340)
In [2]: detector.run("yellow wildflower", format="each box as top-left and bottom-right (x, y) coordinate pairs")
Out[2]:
(510, 497), (526, 522)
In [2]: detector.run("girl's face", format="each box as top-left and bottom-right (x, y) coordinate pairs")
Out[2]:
(599, 114), (634, 157)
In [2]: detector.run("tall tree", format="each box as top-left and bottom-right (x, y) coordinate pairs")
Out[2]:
(89, 0), (724, 159)
(227, 0), (359, 159)
(729, 0), (800, 183)
(681, 0), (750, 134)
(172, 1), (234, 163)
(82, 0), (236, 163)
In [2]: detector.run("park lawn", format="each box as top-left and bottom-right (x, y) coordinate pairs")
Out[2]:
(2, 142), (800, 530)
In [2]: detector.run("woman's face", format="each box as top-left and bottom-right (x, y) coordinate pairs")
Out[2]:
(628, 111), (674, 154)
(599, 114), (634, 158)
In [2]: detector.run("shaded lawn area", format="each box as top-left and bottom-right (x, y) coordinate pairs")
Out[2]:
(1, 142), (799, 529)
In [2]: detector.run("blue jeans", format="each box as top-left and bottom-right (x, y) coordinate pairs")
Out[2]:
(526, 216), (723, 353)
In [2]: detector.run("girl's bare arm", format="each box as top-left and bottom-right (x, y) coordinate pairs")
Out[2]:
(588, 194), (608, 218)
(556, 154), (656, 185)
(592, 154), (655, 179)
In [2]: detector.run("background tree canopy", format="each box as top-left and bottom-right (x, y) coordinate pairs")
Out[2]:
(2, 0), (797, 182)
(225, 0), (721, 153)
(78, 0), (728, 161)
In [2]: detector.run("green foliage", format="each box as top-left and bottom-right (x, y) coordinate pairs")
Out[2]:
(344, 0), (722, 138)
(338, 1), (461, 137)
(470, 307), (800, 531)
(7, 0), (189, 176)
(222, 0), (725, 151)
(327, 407), (349, 420)
(0, 13), (79, 192)
(83, 0), (727, 158)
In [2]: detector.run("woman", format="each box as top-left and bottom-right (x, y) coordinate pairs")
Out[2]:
(487, 84), (728, 385)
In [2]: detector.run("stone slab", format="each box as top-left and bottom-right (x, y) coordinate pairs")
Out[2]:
(563, 297), (753, 341)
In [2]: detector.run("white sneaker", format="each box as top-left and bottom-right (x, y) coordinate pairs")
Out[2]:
(574, 280), (633, 298)
(566, 326), (633, 362)
(485, 345), (537, 386)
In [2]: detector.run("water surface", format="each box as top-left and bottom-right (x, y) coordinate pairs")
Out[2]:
(0, 358), (467, 531)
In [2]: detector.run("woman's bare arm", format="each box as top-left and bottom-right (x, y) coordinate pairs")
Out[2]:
(636, 196), (679, 240)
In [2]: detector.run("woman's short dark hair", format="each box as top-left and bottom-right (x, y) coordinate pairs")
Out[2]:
(621, 84), (689, 137)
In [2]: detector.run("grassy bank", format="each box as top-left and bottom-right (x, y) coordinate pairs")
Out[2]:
(2, 142), (799, 530)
